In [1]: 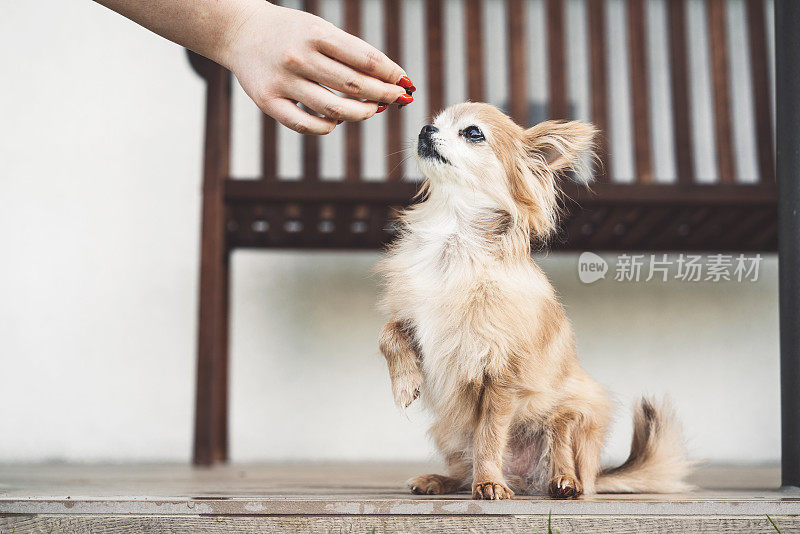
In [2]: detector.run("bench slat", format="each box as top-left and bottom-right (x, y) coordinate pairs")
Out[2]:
(546, 0), (567, 119)
(707, 0), (736, 184)
(507, 0), (527, 126)
(302, 0), (320, 181)
(260, 2), (280, 181)
(588, 0), (610, 181)
(627, 0), (653, 183)
(426, 0), (445, 120)
(344, 0), (362, 181)
(465, 0), (485, 101)
(668, 0), (695, 185)
(384, 0), (403, 181)
(746, 0), (774, 183)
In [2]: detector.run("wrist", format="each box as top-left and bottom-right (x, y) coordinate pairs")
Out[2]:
(215, 0), (267, 71)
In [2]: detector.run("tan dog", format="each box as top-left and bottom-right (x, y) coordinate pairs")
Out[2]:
(377, 102), (692, 500)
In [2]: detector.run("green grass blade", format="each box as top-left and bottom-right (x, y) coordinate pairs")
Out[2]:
(766, 514), (782, 533)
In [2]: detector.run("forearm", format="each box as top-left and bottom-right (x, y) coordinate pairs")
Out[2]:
(93, 0), (260, 68)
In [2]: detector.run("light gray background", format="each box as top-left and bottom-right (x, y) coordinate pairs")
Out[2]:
(0, 0), (778, 464)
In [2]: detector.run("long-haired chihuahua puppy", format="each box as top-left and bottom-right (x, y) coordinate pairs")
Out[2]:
(377, 102), (691, 500)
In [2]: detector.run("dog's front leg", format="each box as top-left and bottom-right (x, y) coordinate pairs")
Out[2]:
(379, 320), (423, 408)
(472, 377), (515, 500)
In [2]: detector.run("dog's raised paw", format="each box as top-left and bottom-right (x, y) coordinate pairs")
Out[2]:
(408, 474), (459, 495)
(392, 369), (423, 408)
(472, 480), (514, 500)
(548, 475), (583, 499)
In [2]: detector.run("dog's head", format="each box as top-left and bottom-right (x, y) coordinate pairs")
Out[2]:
(416, 102), (596, 239)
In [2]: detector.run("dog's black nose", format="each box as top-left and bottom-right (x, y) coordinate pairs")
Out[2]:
(419, 125), (439, 138)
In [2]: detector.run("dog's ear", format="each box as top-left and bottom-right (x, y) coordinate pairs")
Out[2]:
(509, 121), (596, 240)
(523, 120), (597, 176)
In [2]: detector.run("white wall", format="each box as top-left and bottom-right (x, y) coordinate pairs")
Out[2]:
(0, 0), (779, 464)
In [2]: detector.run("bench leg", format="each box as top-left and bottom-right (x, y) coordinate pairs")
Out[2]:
(776, 0), (800, 490)
(193, 205), (230, 466)
(193, 214), (230, 465)
(192, 61), (232, 466)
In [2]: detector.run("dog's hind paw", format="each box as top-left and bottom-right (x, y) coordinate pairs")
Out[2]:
(408, 474), (461, 495)
(548, 475), (583, 499)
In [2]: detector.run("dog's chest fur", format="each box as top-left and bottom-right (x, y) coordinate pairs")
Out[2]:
(379, 204), (556, 413)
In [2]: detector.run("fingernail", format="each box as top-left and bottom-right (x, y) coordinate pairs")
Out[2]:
(397, 75), (416, 92)
(337, 120), (343, 125)
(395, 93), (413, 105)
(376, 104), (388, 113)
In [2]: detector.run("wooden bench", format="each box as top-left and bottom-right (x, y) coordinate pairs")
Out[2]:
(187, 0), (776, 465)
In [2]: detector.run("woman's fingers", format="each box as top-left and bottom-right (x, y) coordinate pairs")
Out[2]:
(299, 55), (405, 104)
(317, 28), (406, 86)
(260, 97), (338, 135)
(295, 81), (379, 122)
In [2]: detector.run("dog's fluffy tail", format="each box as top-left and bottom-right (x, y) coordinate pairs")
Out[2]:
(596, 397), (694, 493)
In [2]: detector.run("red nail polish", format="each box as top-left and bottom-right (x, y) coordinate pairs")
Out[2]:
(397, 75), (416, 92)
(396, 93), (413, 105)
(376, 104), (388, 113)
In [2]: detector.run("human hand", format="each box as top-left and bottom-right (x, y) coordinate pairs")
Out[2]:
(222, 1), (415, 135)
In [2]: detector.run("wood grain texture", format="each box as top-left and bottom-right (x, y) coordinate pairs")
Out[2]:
(193, 64), (231, 466)
(426, 0), (445, 120)
(221, 180), (778, 251)
(344, 0), (362, 181)
(587, 0), (610, 181)
(465, 0), (485, 101)
(2, 515), (798, 534)
(626, 0), (653, 183)
(667, 0), (695, 185)
(506, 0), (527, 126)
(745, 0), (775, 183)
(546, 0), (567, 119)
(384, 0), (404, 181)
(707, 0), (736, 184)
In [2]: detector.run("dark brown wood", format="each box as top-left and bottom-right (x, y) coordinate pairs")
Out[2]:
(506, 0), (527, 126)
(587, 0), (610, 181)
(227, 179), (777, 207)
(344, 0), (362, 181)
(546, 0), (568, 119)
(707, 0), (736, 184)
(465, 0), (485, 101)
(302, 0), (320, 181)
(667, 0), (695, 185)
(384, 0), (403, 181)
(627, 0), (653, 183)
(194, 63), (231, 466)
(745, 0), (775, 183)
(427, 0), (445, 119)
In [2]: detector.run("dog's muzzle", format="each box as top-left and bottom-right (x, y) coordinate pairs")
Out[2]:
(417, 125), (448, 164)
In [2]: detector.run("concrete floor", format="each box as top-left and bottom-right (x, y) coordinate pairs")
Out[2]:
(1, 463), (798, 533)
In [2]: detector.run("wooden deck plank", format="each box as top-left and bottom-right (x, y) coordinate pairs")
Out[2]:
(2, 463), (795, 533)
(4, 514), (800, 534)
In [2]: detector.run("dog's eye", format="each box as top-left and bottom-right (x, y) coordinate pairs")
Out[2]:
(460, 125), (485, 143)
